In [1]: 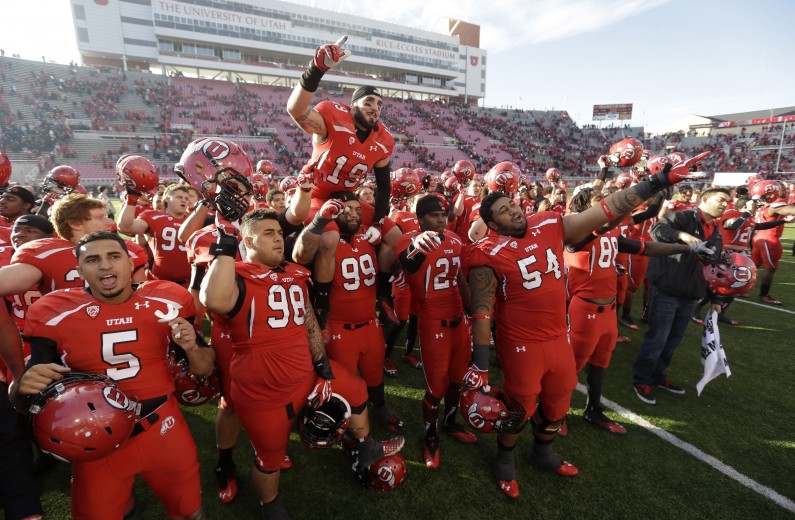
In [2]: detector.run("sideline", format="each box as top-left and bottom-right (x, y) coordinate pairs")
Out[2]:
(581, 384), (795, 514)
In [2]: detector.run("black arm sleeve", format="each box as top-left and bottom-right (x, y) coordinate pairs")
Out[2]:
(224, 274), (248, 320)
(632, 195), (664, 224)
(725, 212), (751, 231)
(565, 232), (598, 253)
(24, 336), (61, 368)
(754, 219), (786, 230)
(616, 235), (644, 255)
(398, 244), (426, 274)
(373, 163), (391, 222)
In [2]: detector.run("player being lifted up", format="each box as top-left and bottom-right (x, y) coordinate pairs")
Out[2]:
(287, 35), (401, 329)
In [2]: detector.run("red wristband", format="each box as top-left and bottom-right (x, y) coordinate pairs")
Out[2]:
(599, 198), (618, 221)
(472, 313), (492, 320)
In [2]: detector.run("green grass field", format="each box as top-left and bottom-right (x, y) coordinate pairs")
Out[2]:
(26, 225), (795, 519)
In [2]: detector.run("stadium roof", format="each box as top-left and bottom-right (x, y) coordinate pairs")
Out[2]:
(698, 106), (795, 123)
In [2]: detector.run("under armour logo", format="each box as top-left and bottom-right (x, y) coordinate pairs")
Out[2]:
(516, 346), (526, 352)
(134, 301), (150, 310)
(500, 482), (512, 491)
(531, 229), (541, 237)
(332, 334), (342, 340)
(435, 333), (444, 339)
(370, 146), (378, 152)
(588, 314), (596, 320)
(219, 332), (231, 339)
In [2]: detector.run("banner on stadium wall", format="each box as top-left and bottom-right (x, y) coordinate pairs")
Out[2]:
(717, 115), (795, 128)
(592, 104), (633, 121)
(372, 38), (458, 61)
(153, 0), (292, 33)
(713, 172), (754, 186)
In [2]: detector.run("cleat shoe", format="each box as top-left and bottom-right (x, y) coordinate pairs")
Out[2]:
(616, 335), (631, 344)
(280, 454), (292, 471)
(403, 352), (423, 369)
(656, 379), (685, 395)
(385, 415), (406, 434)
(619, 316), (640, 330)
(382, 436), (406, 457)
(530, 450), (578, 477)
(759, 295), (783, 305)
(691, 315), (704, 325)
(216, 462), (238, 504)
(583, 407), (627, 435)
(383, 358), (398, 377)
(717, 315), (738, 325)
(423, 433), (440, 469)
(442, 422), (477, 444)
(557, 417), (569, 437)
(498, 479), (519, 499)
(633, 384), (656, 405)
(555, 460), (579, 477)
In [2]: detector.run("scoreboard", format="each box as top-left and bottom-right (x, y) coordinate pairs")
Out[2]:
(593, 103), (633, 121)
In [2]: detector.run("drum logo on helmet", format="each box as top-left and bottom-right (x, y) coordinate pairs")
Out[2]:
(732, 266), (753, 287)
(202, 140), (231, 161)
(103, 386), (132, 410)
(376, 466), (396, 487)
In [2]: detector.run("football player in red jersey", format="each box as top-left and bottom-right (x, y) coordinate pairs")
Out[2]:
(564, 186), (710, 435)
(287, 36), (401, 329)
(749, 181), (795, 305)
(395, 195), (478, 469)
(0, 186), (36, 225)
(305, 192), (406, 433)
(462, 153), (706, 498)
(200, 209), (404, 519)
(13, 231), (215, 520)
(118, 184), (192, 286)
(0, 194), (112, 299)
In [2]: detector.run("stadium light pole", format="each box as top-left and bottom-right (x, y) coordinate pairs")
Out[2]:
(774, 122), (785, 174)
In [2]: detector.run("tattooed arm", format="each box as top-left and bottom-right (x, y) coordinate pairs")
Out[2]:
(304, 300), (327, 363)
(468, 266), (498, 347)
(286, 86), (328, 138)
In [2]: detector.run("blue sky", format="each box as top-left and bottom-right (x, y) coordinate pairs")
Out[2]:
(2, 0), (793, 132)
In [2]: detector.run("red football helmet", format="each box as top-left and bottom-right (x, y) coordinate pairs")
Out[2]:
(117, 155), (159, 194)
(390, 168), (420, 201)
(256, 159), (278, 177)
(0, 148), (12, 189)
(42, 165), (80, 196)
(299, 394), (351, 449)
(29, 372), (137, 463)
(175, 137), (254, 221)
(702, 251), (757, 296)
(645, 155), (670, 175)
(486, 162), (522, 195)
(440, 170), (454, 185)
(745, 174), (762, 188)
(279, 176), (298, 194)
(169, 348), (221, 407)
(460, 386), (525, 434)
(453, 160), (476, 186)
(72, 184), (88, 195)
(750, 180), (781, 203)
(666, 152), (687, 168)
(545, 168), (563, 184)
(249, 173), (270, 200)
(358, 453), (407, 492)
(609, 138), (644, 168)
(615, 172), (633, 190)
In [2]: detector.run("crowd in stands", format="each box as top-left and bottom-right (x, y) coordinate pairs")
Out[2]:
(0, 56), (792, 189)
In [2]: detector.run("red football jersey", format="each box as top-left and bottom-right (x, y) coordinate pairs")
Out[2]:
(11, 238), (82, 294)
(216, 261), (313, 404)
(0, 227), (12, 266)
(330, 233), (378, 324)
(186, 225), (219, 268)
(564, 228), (620, 300)
(667, 200), (697, 212)
(754, 203), (787, 241)
(397, 230), (465, 320)
(463, 212), (566, 341)
(139, 210), (190, 282)
(24, 280), (195, 400)
(125, 239), (149, 272)
(310, 100), (395, 199)
(719, 209), (754, 250)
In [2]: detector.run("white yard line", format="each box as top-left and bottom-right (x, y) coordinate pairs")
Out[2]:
(579, 384), (795, 514)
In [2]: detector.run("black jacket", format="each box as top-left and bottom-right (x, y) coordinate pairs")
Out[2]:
(646, 208), (722, 302)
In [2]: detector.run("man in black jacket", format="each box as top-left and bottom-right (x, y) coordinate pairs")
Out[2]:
(632, 187), (730, 404)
